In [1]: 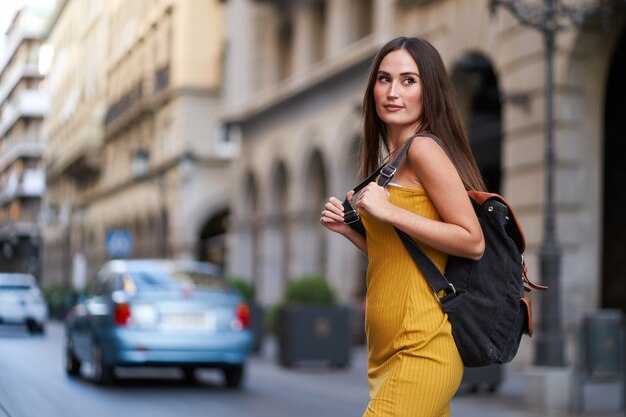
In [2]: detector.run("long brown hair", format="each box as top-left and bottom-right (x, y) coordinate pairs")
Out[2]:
(361, 37), (485, 192)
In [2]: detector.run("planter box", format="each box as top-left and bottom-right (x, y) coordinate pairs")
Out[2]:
(277, 304), (350, 368)
(249, 302), (265, 353)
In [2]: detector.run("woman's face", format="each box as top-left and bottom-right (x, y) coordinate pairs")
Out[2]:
(373, 49), (423, 136)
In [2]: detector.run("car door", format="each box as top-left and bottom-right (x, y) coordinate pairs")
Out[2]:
(84, 273), (118, 353)
(69, 273), (102, 360)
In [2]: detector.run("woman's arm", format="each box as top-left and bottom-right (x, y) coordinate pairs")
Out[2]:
(354, 136), (484, 260)
(320, 196), (368, 256)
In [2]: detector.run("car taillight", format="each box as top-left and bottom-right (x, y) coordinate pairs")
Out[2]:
(114, 303), (131, 326)
(236, 303), (250, 329)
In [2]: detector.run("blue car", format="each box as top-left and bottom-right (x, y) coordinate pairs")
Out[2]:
(64, 259), (253, 387)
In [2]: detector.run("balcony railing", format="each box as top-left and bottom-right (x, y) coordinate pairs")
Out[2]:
(0, 168), (45, 206)
(155, 65), (170, 93)
(0, 135), (45, 172)
(104, 81), (144, 127)
(1, 10), (49, 76)
(0, 89), (49, 137)
(46, 113), (103, 179)
(0, 61), (41, 105)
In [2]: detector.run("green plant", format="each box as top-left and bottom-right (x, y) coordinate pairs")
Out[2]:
(284, 274), (335, 305)
(43, 285), (77, 319)
(265, 302), (281, 335)
(227, 276), (255, 301)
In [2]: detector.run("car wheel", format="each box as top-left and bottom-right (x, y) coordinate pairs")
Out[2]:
(222, 365), (244, 389)
(27, 321), (44, 335)
(65, 337), (81, 377)
(92, 344), (115, 385)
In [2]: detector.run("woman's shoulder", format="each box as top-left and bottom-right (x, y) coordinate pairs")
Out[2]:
(405, 134), (456, 179)
(408, 134), (447, 159)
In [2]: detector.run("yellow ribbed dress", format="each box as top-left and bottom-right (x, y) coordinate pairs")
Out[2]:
(361, 185), (464, 417)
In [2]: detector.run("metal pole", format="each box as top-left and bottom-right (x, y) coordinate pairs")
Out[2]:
(535, 0), (565, 366)
(158, 177), (168, 258)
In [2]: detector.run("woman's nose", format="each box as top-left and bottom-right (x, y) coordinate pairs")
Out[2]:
(386, 82), (398, 98)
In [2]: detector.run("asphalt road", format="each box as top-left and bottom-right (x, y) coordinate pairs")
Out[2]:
(0, 322), (622, 417)
(0, 321), (369, 417)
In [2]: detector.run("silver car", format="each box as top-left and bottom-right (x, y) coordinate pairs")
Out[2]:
(0, 273), (48, 334)
(64, 259), (253, 386)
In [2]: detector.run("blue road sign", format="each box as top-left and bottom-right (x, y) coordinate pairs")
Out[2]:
(106, 229), (133, 258)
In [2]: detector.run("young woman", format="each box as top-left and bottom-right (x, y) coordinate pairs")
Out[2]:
(320, 37), (486, 417)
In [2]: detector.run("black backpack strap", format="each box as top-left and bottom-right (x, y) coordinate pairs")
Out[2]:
(391, 132), (457, 301)
(394, 228), (457, 302)
(342, 134), (418, 236)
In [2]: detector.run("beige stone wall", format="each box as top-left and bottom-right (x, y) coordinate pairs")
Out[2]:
(43, 0), (229, 286)
(41, 0), (625, 364)
(223, 0), (625, 366)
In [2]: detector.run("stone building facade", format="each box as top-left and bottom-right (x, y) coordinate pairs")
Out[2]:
(0, 4), (53, 278)
(43, 0), (232, 288)
(223, 0), (626, 364)
(32, 0), (626, 368)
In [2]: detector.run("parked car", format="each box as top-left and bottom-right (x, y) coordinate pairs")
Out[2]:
(64, 259), (253, 387)
(0, 273), (47, 334)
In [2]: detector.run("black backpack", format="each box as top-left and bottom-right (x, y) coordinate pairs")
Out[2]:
(343, 133), (547, 367)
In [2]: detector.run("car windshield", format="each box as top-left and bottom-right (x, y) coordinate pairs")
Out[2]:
(0, 275), (34, 290)
(128, 267), (231, 292)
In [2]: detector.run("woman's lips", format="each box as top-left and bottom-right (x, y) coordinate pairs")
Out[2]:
(384, 104), (404, 112)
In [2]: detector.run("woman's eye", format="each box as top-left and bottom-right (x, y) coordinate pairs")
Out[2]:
(377, 76), (390, 83)
(402, 78), (416, 85)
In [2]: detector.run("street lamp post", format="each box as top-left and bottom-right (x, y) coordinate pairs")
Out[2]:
(157, 177), (169, 259)
(488, 0), (610, 367)
(132, 149), (195, 259)
(132, 148), (169, 259)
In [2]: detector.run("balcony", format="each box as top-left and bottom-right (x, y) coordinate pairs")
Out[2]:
(47, 117), (102, 180)
(0, 221), (40, 240)
(0, 60), (41, 105)
(0, 134), (45, 172)
(0, 168), (45, 206)
(0, 25), (46, 76)
(104, 69), (173, 138)
(104, 80), (148, 137)
(154, 65), (170, 93)
(0, 89), (49, 137)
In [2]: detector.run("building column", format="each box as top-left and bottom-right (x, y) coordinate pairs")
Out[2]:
(292, 4), (318, 72)
(373, 0), (394, 37)
(258, 217), (285, 305)
(288, 211), (324, 279)
(227, 219), (255, 281)
(224, 0), (255, 109)
(325, 0), (353, 56)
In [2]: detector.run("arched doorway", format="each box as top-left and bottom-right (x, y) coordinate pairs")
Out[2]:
(452, 53), (503, 194)
(305, 149), (328, 274)
(198, 209), (229, 268)
(602, 27), (626, 312)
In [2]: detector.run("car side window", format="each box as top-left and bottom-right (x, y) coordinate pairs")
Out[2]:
(109, 274), (123, 292)
(90, 273), (107, 296)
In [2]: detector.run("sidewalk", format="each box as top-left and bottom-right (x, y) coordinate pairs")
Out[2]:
(259, 338), (624, 417)
(452, 364), (623, 417)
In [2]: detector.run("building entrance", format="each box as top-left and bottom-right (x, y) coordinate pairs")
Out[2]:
(602, 28), (626, 312)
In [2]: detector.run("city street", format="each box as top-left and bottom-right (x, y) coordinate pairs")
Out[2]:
(0, 322), (622, 417)
(0, 322), (367, 417)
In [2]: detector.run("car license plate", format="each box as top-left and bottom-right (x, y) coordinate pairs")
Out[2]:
(160, 312), (217, 331)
